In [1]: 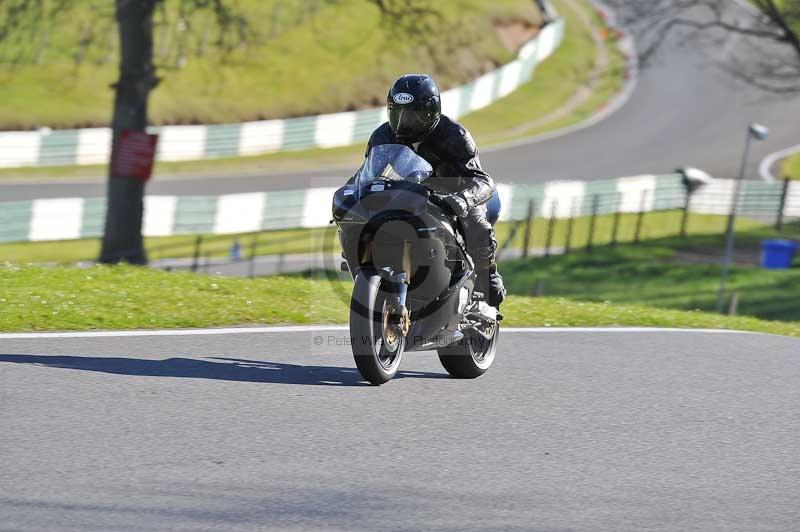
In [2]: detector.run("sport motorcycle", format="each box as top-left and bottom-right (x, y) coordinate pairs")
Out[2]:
(332, 144), (501, 385)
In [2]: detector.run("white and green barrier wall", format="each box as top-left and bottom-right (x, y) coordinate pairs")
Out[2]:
(0, 18), (565, 168)
(2, 176), (798, 244)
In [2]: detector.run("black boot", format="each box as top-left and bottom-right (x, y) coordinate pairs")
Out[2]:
(478, 270), (506, 308)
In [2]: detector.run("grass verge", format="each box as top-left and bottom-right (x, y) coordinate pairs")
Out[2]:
(462, 0), (626, 144)
(1, 263), (798, 337)
(0, 211), (762, 265)
(0, 144), (364, 181)
(503, 223), (800, 322)
(493, 211), (763, 254)
(0, 227), (332, 265)
(781, 152), (800, 180)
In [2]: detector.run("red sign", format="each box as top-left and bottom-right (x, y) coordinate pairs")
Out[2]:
(111, 130), (159, 181)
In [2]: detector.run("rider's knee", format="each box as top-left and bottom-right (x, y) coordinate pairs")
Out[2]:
(465, 216), (494, 249)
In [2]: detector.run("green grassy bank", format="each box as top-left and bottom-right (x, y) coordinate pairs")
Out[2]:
(502, 221), (800, 323)
(0, 0), (540, 130)
(1, 263), (798, 337)
(781, 153), (800, 180)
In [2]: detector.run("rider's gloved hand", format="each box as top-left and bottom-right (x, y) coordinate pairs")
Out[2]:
(443, 193), (469, 218)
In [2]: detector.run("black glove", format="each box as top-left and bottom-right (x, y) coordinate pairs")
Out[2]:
(443, 193), (469, 218)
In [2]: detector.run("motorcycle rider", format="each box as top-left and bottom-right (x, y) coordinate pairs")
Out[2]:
(363, 73), (506, 307)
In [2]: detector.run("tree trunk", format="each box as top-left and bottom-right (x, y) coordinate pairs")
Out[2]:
(99, 0), (159, 265)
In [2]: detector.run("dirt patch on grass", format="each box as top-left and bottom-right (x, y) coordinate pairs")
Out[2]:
(670, 248), (762, 267)
(495, 21), (540, 52)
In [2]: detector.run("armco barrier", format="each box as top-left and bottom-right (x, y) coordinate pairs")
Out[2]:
(2, 176), (798, 244)
(0, 18), (565, 168)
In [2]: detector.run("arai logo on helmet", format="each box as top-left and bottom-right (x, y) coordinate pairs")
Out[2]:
(393, 92), (414, 105)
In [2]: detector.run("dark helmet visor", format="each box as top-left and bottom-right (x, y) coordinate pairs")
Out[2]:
(388, 102), (438, 142)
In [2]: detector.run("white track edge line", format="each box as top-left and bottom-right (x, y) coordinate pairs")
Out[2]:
(503, 327), (755, 334)
(759, 144), (800, 182)
(0, 326), (758, 340)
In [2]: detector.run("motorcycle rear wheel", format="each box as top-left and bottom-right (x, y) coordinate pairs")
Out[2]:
(350, 270), (405, 385)
(437, 325), (498, 379)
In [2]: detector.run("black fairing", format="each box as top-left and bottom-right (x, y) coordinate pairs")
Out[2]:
(334, 144), (474, 350)
(333, 180), (429, 223)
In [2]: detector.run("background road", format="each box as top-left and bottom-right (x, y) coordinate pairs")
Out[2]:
(1, 327), (798, 531)
(3, 1), (800, 202)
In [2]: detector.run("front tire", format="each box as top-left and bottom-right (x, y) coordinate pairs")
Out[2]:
(437, 326), (498, 379)
(350, 270), (405, 385)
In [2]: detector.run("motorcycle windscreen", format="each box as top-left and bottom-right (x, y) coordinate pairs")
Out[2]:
(356, 144), (433, 190)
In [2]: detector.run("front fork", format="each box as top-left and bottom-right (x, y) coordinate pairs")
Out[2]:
(384, 272), (411, 339)
(351, 238), (413, 341)
(388, 239), (413, 337)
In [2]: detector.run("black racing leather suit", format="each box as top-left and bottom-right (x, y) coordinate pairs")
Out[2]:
(366, 115), (499, 276)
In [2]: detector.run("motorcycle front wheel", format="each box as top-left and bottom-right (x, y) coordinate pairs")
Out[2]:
(350, 270), (405, 385)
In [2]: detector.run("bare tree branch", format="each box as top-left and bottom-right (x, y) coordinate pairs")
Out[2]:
(365, 0), (443, 37)
(604, 0), (800, 92)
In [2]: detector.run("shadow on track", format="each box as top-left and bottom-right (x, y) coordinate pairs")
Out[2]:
(0, 354), (447, 386)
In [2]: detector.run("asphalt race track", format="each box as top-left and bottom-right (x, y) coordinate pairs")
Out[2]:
(1, 327), (798, 531)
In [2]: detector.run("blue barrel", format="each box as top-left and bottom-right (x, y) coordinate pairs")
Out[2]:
(760, 239), (796, 269)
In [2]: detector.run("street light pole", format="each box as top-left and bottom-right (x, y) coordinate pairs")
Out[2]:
(715, 124), (768, 313)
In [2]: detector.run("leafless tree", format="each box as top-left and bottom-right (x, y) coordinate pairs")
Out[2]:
(604, 0), (800, 93)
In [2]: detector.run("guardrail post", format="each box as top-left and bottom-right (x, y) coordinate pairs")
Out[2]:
(497, 220), (523, 261)
(680, 187), (691, 238)
(634, 189), (647, 244)
(522, 199), (535, 259)
(191, 235), (203, 272)
(775, 178), (790, 230)
(248, 233), (258, 278)
(728, 293), (739, 316)
(611, 193), (622, 246)
(545, 200), (557, 257)
(533, 279), (545, 297)
(565, 199), (575, 253)
(586, 194), (599, 252)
